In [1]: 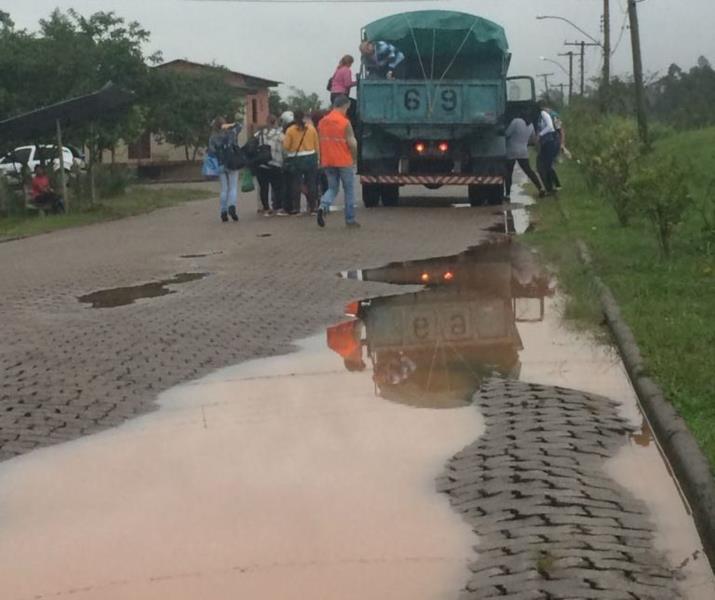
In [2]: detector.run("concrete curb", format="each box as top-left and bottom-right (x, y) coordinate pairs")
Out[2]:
(576, 239), (715, 565)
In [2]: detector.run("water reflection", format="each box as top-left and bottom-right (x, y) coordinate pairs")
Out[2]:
(329, 240), (553, 408)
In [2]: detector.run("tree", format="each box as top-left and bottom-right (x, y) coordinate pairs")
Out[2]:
(285, 87), (323, 114)
(147, 67), (241, 161)
(0, 10), (13, 29)
(0, 9), (157, 155)
(269, 90), (289, 117)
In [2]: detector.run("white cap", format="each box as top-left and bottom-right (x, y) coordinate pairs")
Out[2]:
(279, 111), (294, 125)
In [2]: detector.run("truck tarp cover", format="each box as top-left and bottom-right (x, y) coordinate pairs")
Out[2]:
(365, 10), (509, 63)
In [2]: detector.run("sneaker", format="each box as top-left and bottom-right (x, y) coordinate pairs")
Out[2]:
(317, 207), (325, 227)
(346, 221), (361, 228)
(263, 210), (274, 217)
(220, 211), (229, 223)
(228, 206), (238, 221)
(275, 210), (289, 217)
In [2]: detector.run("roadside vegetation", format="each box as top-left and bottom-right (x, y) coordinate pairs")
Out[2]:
(527, 123), (715, 469)
(0, 172), (213, 240)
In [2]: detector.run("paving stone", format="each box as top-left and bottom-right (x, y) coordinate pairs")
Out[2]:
(439, 378), (682, 599)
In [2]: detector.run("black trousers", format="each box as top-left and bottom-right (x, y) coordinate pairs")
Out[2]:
(505, 158), (544, 197)
(286, 164), (318, 213)
(255, 166), (284, 211)
(537, 134), (561, 193)
(32, 192), (64, 213)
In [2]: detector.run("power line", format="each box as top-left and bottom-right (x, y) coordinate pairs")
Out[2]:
(187, 0), (443, 3)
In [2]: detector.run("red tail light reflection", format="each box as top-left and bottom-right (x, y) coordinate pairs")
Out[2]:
(344, 301), (360, 317)
(438, 142), (449, 153)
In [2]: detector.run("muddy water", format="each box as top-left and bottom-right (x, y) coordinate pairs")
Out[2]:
(78, 272), (208, 308)
(2, 191), (713, 599)
(332, 233), (714, 598)
(0, 336), (482, 600)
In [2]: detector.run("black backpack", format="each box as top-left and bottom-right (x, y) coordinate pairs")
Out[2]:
(216, 135), (247, 171)
(243, 133), (272, 167)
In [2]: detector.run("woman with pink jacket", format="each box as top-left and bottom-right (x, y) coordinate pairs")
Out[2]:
(329, 55), (357, 102)
(329, 55), (358, 125)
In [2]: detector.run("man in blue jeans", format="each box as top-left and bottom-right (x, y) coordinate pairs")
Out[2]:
(316, 95), (360, 228)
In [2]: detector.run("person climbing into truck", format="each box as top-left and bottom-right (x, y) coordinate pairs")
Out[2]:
(535, 103), (561, 195)
(316, 95), (360, 228)
(359, 40), (405, 79)
(505, 114), (546, 200)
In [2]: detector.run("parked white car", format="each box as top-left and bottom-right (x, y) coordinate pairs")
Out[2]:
(0, 145), (75, 177)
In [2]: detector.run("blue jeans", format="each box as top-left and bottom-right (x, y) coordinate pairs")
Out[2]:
(320, 167), (356, 223)
(220, 169), (239, 214)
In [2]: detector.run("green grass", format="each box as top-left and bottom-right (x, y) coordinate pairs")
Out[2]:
(527, 127), (715, 470)
(0, 186), (214, 240)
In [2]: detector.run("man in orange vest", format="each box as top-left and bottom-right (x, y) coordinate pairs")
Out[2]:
(316, 95), (360, 228)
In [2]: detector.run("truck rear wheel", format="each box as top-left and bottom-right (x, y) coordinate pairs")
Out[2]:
(469, 184), (504, 207)
(380, 185), (399, 207)
(362, 184), (380, 208)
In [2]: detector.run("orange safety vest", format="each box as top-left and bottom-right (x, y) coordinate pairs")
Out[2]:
(318, 110), (353, 168)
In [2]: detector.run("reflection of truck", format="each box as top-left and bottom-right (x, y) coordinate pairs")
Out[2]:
(327, 241), (552, 408)
(357, 10), (536, 207)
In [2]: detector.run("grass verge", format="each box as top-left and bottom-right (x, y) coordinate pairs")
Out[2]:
(0, 186), (214, 240)
(526, 146), (715, 471)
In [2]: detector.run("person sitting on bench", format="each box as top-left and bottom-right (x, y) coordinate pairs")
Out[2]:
(30, 165), (64, 213)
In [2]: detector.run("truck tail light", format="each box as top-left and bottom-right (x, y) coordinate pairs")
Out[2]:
(443, 271), (455, 282)
(438, 142), (449, 153)
(420, 272), (430, 283)
(414, 142), (426, 154)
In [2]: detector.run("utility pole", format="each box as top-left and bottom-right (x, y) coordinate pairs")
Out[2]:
(536, 72), (554, 95)
(627, 0), (649, 146)
(557, 83), (567, 105)
(602, 0), (611, 109)
(565, 40), (600, 95)
(559, 51), (575, 101)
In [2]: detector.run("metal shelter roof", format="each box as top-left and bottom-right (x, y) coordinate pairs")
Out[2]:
(0, 82), (136, 138)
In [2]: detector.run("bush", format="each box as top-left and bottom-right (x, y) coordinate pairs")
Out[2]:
(94, 164), (134, 198)
(630, 157), (693, 257)
(571, 117), (641, 226)
(693, 177), (715, 252)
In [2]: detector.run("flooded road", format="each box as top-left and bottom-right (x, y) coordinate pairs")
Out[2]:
(0, 336), (481, 600)
(0, 181), (712, 598)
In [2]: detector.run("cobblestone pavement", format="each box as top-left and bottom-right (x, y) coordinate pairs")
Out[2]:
(439, 378), (682, 600)
(0, 187), (501, 461)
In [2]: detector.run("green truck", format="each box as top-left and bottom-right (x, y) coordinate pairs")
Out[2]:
(357, 10), (536, 207)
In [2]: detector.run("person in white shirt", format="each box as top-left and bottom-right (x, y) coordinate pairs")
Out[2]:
(253, 115), (287, 216)
(505, 115), (546, 200)
(536, 104), (561, 194)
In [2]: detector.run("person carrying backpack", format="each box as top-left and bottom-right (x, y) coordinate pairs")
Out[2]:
(208, 116), (243, 222)
(253, 115), (285, 216)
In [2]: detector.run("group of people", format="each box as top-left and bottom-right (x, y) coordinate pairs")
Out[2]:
(207, 93), (360, 228)
(504, 102), (564, 200)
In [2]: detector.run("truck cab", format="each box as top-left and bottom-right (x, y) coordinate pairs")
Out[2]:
(356, 10), (536, 207)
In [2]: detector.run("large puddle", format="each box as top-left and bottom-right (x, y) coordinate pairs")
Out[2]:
(1, 190), (713, 598)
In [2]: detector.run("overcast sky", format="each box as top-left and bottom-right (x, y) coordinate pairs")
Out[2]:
(8, 0), (715, 100)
